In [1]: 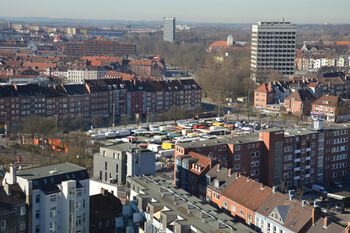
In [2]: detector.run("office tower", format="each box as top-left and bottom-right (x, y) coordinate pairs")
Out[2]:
(163, 17), (176, 42)
(3, 163), (90, 233)
(251, 21), (297, 82)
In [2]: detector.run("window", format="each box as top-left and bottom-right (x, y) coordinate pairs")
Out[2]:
(19, 222), (25, 231)
(234, 154), (240, 160)
(20, 206), (26, 216)
(235, 145), (240, 151)
(50, 207), (56, 218)
(232, 205), (236, 212)
(50, 195), (56, 202)
(49, 222), (56, 233)
(0, 220), (6, 231)
(77, 189), (82, 197)
(35, 210), (40, 218)
(240, 209), (244, 216)
(76, 216), (82, 226)
(105, 162), (107, 170)
(35, 225), (40, 233)
(35, 194), (40, 203)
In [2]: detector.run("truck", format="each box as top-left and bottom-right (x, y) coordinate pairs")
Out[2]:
(312, 184), (327, 196)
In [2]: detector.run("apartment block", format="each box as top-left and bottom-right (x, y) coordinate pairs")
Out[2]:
(93, 143), (155, 185)
(251, 21), (297, 82)
(0, 175), (27, 233)
(174, 123), (350, 192)
(0, 78), (201, 127)
(163, 17), (176, 42)
(2, 163), (90, 233)
(64, 40), (136, 57)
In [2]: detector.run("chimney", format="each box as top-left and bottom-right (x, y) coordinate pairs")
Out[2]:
(323, 217), (328, 229)
(312, 208), (316, 225)
(302, 200), (306, 207)
(272, 186), (277, 194)
(8, 164), (16, 185)
(289, 194), (293, 201)
(228, 168), (232, 177)
(217, 164), (220, 172)
(100, 188), (108, 196)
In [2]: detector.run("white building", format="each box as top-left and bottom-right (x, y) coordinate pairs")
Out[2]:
(254, 193), (313, 233)
(163, 17), (176, 42)
(66, 69), (107, 83)
(66, 27), (77, 36)
(251, 21), (297, 82)
(227, 34), (234, 47)
(3, 163), (90, 233)
(126, 147), (155, 177)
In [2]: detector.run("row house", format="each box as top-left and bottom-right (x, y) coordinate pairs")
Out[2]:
(0, 78), (201, 127)
(175, 151), (217, 198)
(206, 171), (315, 233)
(283, 89), (316, 117)
(207, 170), (349, 233)
(174, 124), (350, 193)
(311, 95), (350, 122)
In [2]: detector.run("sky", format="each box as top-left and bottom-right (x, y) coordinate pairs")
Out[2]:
(0, 0), (349, 24)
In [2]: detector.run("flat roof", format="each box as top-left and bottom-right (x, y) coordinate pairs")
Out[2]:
(16, 162), (86, 181)
(129, 176), (256, 233)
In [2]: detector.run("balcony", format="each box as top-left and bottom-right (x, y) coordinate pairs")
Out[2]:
(306, 156), (311, 161)
(294, 167), (301, 172)
(294, 158), (301, 162)
(294, 149), (301, 154)
(305, 174), (310, 178)
(306, 165), (311, 169)
(294, 176), (300, 180)
(306, 148), (312, 152)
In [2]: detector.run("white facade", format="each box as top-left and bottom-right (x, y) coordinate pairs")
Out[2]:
(4, 163), (90, 233)
(126, 150), (156, 177)
(255, 213), (293, 233)
(251, 21), (297, 82)
(67, 69), (107, 83)
(163, 17), (176, 42)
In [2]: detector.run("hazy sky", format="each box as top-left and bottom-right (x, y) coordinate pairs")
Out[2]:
(0, 0), (349, 24)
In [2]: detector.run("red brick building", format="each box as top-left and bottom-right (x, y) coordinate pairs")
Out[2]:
(311, 95), (350, 122)
(284, 89), (316, 117)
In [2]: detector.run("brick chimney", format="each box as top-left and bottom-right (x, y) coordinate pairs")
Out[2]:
(312, 208), (317, 225)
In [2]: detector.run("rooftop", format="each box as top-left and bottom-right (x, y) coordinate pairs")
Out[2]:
(129, 175), (256, 233)
(16, 162), (86, 181)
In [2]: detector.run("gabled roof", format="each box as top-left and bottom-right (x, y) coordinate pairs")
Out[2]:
(312, 95), (340, 107)
(220, 176), (273, 211)
(272, 205), (290, 223)
(257, 193), (312, 233)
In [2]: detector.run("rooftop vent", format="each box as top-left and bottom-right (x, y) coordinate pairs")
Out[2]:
(49, 169), (59, 175)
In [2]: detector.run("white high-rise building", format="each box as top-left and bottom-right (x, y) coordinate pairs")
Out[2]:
(163, 17), (176, 42)
(3, 163), (90, 233)
(227, 34), (234, 47)
(251, 21), (297, 82)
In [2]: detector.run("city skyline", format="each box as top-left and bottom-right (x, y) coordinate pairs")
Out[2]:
(0, 0), (349, 24)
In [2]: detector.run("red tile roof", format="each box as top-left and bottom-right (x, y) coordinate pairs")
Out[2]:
(210, 41), (228, 48)
(221, 176), (273, 211)
(312, 95), (340, 107)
